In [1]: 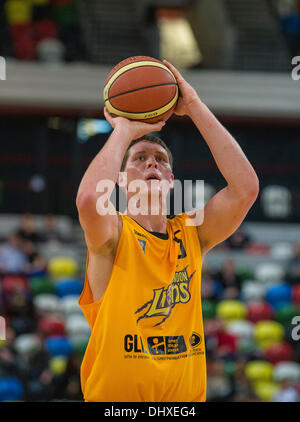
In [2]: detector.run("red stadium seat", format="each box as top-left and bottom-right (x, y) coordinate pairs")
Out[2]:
(2, 274), (28, 292)
(247, 301), (274, 324)
(38, 316), (65, 337)
(292, 285), (300, 306)
(33, 19), (59, 41)
(264, 342), (294, 364)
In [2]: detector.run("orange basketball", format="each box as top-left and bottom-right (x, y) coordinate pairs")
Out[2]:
(103, 56), (178, 124)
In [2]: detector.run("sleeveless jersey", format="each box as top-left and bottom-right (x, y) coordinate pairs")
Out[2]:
(78, 212), (206, 402)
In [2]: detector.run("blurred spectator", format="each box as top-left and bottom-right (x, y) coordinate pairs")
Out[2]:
(230, 358), (257, 402)
(206, 359), (234, 401)
(22, 240), (47, 274)
(40, 214), (63, 243)
(0, 233), (28, 274)
(16, 213), (41, 244)
(225, 228), (251, 250)
(201, 265), (221, 301)
(272, 379), (300, 402)
(52, 352), (83, 401)
(213, 260), (242, 299)
(286, 242), (300, 284)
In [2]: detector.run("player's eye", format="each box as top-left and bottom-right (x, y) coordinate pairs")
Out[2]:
(137, 155), (145, 161)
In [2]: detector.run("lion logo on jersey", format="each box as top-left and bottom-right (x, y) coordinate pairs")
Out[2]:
(135, 266), (195, 327)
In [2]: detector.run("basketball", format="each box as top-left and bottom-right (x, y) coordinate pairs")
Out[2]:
(103, 56), (179, 124)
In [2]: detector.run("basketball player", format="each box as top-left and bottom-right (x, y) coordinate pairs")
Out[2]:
(76, 60), (259, 402)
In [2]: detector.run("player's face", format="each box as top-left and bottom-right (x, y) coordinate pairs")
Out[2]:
(122, 141), (174, 192)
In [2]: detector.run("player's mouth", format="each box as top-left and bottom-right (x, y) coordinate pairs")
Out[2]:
(145, 173), (161, 181)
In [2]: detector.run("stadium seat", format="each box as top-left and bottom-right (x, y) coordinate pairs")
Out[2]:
(54, 279), (83, 298)
(65, 314), (90, 337)
(59, 295), (81, 315)
(245, 360), (274, 383)
(255, 262), (285, 283)
(247, 301), (274, 324)
(252, 381), (279, 402)
(14, 333), (41, 355)
(48, 256), (78, 279)
(273, 361), (300, 384)
(270, 242), (294, 259)
(274, 303), (300, 327)
(49, 356), (67, 375)
(265, 284), (292, 310)
(202, 300), (217, 320)
(216, 299), (247, 322)
(5, 0), (32, 25)
(33, 293), (60, 315)
(29, 276), (54, 296)
(33, 19), (59, 41)
(0, 377), (24, 402)
(31, 0), (50, 5)
(254, 320), (285, 349)
(264, 342), (294, 365)
(225, 320), (254, 351)
(292, 285), (300, 305)
(38, 316), (65, 337)
(45, 335), (73, 357)
(241, 280), (266, 303)
(54, 4), (77, 26)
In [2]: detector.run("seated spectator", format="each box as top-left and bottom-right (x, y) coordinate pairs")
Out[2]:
(206, 359), (234, 401)
(225, 228), (251, 250)
(40, 214), (63, 243)
(16, 213), (41, 244)
(286, 242), (300, 284)
(213, 260), (242, 299)
(0, 233), (28, 274)
(22, 240), (47, 274)
(231, 358), (259, 402)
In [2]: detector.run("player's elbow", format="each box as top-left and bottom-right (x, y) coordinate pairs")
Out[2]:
(76, 191), (95, 213)
(241, 175), (260, 206)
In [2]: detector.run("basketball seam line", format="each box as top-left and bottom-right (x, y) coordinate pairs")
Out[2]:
(106, 88), (178, 117)
(105, 82), (177, 102)
(105, 63), (176, 99)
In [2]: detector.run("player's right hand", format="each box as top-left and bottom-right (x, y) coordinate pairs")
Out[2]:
(104, 107), (165, 140)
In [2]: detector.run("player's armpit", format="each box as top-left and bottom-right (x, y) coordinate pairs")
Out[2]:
(195, 185), (258, 256)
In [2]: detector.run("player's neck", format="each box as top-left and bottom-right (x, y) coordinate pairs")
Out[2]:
(126, 212), (168, 234)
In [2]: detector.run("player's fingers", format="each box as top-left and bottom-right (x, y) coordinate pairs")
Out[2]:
(104, 107), (113, 124)
(163, 60), (184, 82)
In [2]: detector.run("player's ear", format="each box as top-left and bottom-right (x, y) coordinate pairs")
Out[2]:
(117, 171), (127, 189)
(169, 173), (175, 190)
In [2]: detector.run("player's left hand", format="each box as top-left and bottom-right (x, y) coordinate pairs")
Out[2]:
(163, 60), (200, 116)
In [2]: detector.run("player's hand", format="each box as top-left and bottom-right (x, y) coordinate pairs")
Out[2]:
(163, 60), (200, 116)
(104, 107), (165, 139)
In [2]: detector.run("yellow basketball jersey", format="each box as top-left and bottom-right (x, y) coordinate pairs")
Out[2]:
(79, 212), (206, 402)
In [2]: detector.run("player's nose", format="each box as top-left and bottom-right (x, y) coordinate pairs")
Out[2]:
(146, 157), (158, 168)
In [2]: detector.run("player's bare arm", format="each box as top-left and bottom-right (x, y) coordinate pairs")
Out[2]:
(163, 60), (259, 257)
(76, 111), (165, 300)
(76, 110), (165, 251)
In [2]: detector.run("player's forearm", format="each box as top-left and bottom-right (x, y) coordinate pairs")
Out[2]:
(188, 100), (259, 198)
(76, 125), (132, 204)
